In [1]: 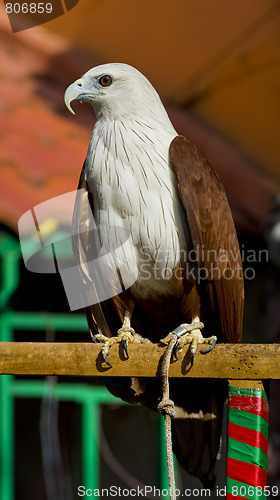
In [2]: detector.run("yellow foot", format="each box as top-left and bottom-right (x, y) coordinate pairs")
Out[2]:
(94, 327), (141, 367)
(161, 321), (217, 365)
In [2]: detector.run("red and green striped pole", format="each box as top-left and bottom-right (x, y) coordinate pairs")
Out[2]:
(226, 381), (269, 499)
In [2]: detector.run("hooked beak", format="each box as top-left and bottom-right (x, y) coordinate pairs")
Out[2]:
(64, 78), (96, 115)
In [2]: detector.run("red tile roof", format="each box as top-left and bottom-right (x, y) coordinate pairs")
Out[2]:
(0, 14), (94, 231)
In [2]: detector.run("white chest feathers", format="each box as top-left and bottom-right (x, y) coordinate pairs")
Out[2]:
(86, 119), (189, 299)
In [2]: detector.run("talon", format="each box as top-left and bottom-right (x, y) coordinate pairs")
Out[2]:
(167, 319), (217, 367)
(103, 352), (112, 368)
(92, 308), (148, 366)
(190, 353), (194, 367)
(172, 341), (179, 361)
(123, 339), (129, 358)
(200, 336), (217, 354)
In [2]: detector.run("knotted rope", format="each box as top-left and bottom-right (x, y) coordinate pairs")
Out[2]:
(157, 322), (204, 500)
(157, 334), (177, 500)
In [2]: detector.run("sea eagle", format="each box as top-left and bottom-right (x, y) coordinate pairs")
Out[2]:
(64, 63), (244, 487)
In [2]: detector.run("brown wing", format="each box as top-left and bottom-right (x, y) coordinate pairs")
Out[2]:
(170, 135), (244, 342)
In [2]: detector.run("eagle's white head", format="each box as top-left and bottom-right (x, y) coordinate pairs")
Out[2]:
(64, 63), (172, 125)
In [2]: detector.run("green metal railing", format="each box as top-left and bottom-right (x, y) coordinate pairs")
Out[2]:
(0, 232), (168, 499)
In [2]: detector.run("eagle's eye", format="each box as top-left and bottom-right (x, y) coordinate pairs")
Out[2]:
(99, 75), (113, 87)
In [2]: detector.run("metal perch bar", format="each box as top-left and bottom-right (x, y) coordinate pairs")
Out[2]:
(0, 342), (279, 378)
